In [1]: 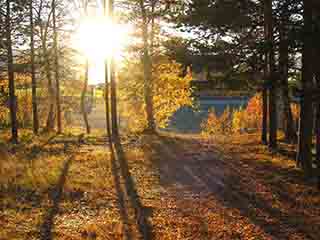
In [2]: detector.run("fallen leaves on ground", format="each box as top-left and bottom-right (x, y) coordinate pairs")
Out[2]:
(0, 131), (319, 239)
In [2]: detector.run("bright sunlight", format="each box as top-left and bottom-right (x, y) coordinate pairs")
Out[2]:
(76, 17), (130, 60)
(74, 17), (131, 84)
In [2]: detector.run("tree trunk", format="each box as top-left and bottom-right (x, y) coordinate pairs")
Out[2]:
(110, 58), (118, 137)
(262, 50), (268, 145)
(42, 37), (55, 132)
(103, 0), (111, 139)
(262, 8), (268, 145)
(35, 0), (54, 132)
(279, 9), (296, 143)
(316, 90), (320, 189)
(52, 0), (62, 134)
(264, 0), (277, 149)
(6, 0), (18, 143)
(139, 0), (155, 132)
(296, 0), (314, 177)
(262, 86), (268, 144)
(108, 0), (119, 137)
(105, 60), (111, 138)
(313, 7), (320, 188)
(29, 0), (39, 135)
(81, 60), (90, 134)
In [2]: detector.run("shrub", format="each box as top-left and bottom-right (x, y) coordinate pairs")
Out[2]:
(232, 107), (247, 134)
(201, 107), (233, 136)
(0, 90), (33, 127)
(201, 93), (264, 135)
(245, 93), (262, 130)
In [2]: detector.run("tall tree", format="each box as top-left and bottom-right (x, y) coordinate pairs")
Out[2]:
(118, 0), (174, 132)
(278, 0), (296, 143)
(316, 70), (320, 188)
(29, 0), (39, 135)
(103, 0), (111, 138)
(52, 0), (62, 133)
(264, 0), (277, 149)
(313, 0), (320, 188)
(6, 0), (18, 143)
(139, 0), (155, 132)
(296, 0), (314, 176)
(261, 68), (268, 144)
(81, 59), (90, 134)
(262, 2), (268, 145)
(81, 0), (90, 134)
(109, 0), (119, 137)
(35, 2), (56, 132)
(104, 60), (111, 137)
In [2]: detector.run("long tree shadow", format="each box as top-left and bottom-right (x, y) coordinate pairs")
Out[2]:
(142, 133), (220, 238)
(39, 154), (73, 240)
(148, 133), (320, 239)
(146, 133), (210, 191)
(108, 139), (133, 240)
(210, 140), (319, 239)
(212, 162), (319, 239)
(209, 140), (319, 238)
(110, 135), (153, 240)
(26, 135), (58, 160)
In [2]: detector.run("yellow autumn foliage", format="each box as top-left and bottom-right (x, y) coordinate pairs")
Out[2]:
(201, 107), (233, 136)
(232, 107), (247, 133)
(201, 93), (266, 135)
(118, 58), (193, 132)
(0, 90), (33, 127)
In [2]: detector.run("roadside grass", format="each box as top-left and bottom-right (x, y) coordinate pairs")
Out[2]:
(214, 133), (320, 239)
(0, 129), (148, 239)
(1, 130), (320, 239)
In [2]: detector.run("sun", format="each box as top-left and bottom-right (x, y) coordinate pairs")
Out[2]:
(74, 17), (131, 84)
(76, 16), (130, 61)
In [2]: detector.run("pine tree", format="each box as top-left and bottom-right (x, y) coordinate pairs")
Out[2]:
(29, 0), (39, 135)
(296, 0), (314, 177)
(5, 0), (18, 143)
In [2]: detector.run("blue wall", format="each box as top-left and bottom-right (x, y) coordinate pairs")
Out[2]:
(167, 96), (249, 133)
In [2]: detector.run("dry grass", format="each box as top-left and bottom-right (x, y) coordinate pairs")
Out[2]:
(0, 130), (320, 239)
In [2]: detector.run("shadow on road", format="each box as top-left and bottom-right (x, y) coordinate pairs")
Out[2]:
(146, 133), (319, 239)
(146, 133), (222, 193)
(108, 134), (153, 240)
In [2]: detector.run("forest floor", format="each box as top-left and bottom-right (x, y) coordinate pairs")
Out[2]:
(1, 130), (320, 240)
